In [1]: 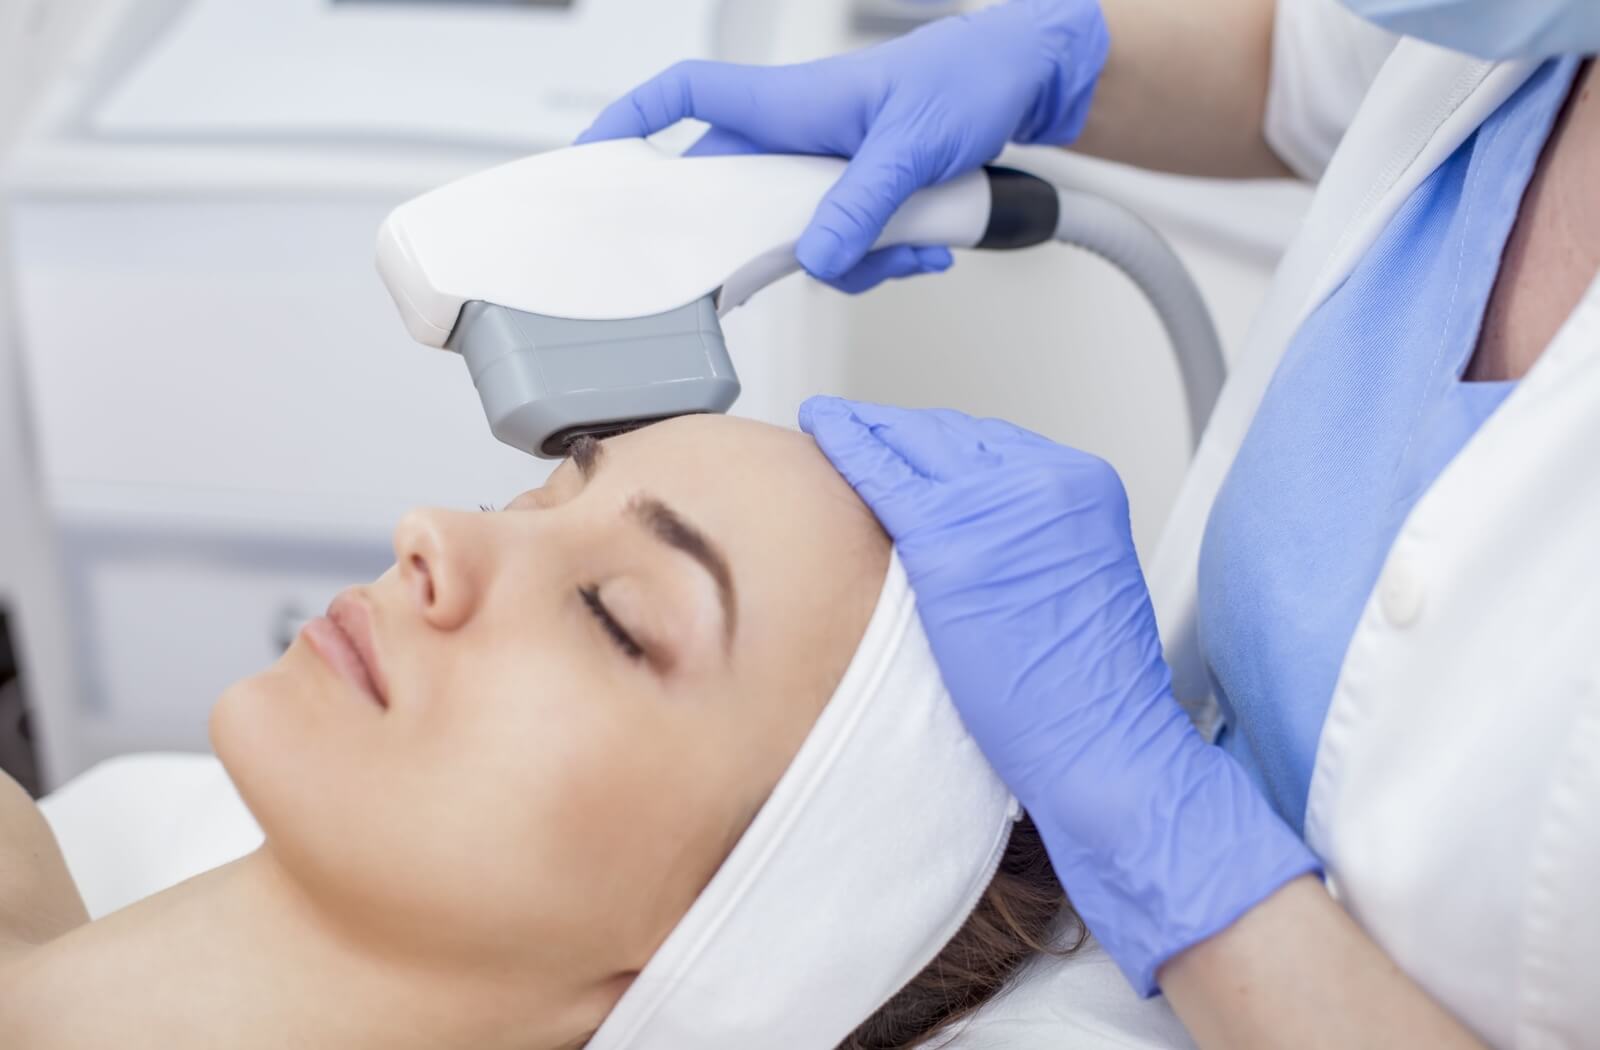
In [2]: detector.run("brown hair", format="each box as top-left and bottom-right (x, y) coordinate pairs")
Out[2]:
(837, 815), (1083, 1050)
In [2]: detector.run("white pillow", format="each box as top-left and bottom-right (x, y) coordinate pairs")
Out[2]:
(40, 752), (262, 918)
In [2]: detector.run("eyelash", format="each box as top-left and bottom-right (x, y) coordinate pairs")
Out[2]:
(485, 496), (641, 661)
(579, 585), (646, 662)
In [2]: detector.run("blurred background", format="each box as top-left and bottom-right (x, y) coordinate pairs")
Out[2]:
(0, 0), (1312, 794)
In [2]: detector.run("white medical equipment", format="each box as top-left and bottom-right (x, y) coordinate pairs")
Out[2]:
(377, 139), (1224, 457)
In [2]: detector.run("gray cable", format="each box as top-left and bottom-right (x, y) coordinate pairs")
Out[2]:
(1051, 188), (1227, 446)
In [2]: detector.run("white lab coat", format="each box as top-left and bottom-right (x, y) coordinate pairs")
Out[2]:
(1149, 2), (1600, 1045)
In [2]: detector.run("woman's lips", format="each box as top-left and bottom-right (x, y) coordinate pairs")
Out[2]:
(302, 591), (390, 710)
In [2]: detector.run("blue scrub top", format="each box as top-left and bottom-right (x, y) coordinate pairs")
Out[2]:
(1197, 58), (1582, 833)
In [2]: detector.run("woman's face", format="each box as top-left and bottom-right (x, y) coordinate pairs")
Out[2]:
(211, 416), (887, 1006)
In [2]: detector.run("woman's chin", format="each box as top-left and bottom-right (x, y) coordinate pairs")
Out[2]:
(208, 655), (350, 842)
(212, 663), (294, 760)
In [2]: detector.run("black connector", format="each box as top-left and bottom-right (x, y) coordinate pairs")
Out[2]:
(978, 167), (1061, 251)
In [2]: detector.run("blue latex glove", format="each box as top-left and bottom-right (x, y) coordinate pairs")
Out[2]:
(576, 0), (1109, 292)
(800, 396), (1320, 995)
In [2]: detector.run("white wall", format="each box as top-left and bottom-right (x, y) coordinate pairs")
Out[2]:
(1, 0), (112, 136)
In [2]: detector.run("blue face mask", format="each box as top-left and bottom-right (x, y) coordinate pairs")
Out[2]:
(1340, 0), (1600, 60)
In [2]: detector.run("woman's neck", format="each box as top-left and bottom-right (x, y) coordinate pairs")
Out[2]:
(1471, 58), (1600, 382)
(3, 849), (599, 1050)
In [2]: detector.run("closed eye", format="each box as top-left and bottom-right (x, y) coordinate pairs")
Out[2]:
(579, 585), (645, 661)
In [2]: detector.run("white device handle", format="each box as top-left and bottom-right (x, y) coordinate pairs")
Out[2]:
(726, 177), (1226, 444)
(717, 171), (993, 314)
(378, 140), (1225, 443)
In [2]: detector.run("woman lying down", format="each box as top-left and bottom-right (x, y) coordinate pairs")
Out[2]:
(0, 415), (1176, 1049)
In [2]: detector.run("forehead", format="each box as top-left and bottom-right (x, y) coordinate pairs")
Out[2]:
(596, 416), (873, 546)
(597, 415), (887, 648)
(604, 415), (819, 472)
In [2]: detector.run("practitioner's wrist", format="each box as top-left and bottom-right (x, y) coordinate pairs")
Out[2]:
(1030, 726), (1322, 996)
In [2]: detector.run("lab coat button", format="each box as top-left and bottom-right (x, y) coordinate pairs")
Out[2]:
(1380, 562), (1425, 627)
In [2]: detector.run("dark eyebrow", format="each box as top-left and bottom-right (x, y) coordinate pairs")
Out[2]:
(569, 435), (602, 480)
(628, 495), (738, 647)
(563, 436), (737, 647)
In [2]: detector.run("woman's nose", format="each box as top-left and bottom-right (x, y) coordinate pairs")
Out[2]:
(393, 509), (483, 630)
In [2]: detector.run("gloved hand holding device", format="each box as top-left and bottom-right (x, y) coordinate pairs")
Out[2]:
(577, 0), (1109, 293)
(800, 396), (1320, 995)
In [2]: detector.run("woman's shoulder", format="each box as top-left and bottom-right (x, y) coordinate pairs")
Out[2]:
(0, 768), (88, 961)
(39, 753), (262, 919)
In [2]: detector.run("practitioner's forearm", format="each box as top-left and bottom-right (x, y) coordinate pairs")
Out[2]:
(1075, 0), (1292, 178)
(1160, 876), (1486, 1050)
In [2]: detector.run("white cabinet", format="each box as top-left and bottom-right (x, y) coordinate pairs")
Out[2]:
(61, 529), (389, 758)
(13, 197), (546, 524)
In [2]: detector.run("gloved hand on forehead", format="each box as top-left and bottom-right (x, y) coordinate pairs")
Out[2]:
(577, 0), (1109, 293)
(799, 395), (1320, 995)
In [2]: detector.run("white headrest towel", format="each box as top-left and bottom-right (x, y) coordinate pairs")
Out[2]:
(589, 552), (1020, 1049)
